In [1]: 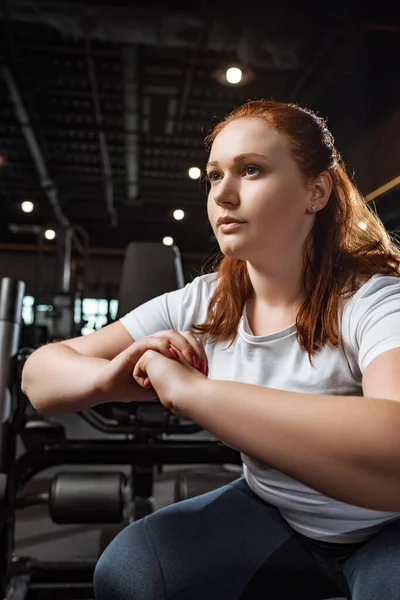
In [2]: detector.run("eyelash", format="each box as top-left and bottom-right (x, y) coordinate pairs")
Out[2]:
(206, 165), (260, 182)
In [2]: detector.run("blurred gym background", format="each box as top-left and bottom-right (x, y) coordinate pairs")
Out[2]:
(0, 2), (399, 598)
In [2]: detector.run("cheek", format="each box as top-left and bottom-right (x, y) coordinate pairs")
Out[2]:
(254, 176), (307, 218)
(207, 195), (215, 224)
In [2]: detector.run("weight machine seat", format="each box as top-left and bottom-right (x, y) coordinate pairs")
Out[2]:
(117, 241), (184, 318)
(98, 241), (197, 436)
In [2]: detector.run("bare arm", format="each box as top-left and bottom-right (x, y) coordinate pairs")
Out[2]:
(22, 322), (208, 417)
(171, 349), (400, 512)
(21, 322), (153, 416)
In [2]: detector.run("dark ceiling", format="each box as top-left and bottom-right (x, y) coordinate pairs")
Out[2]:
(1, 0), (399, 256)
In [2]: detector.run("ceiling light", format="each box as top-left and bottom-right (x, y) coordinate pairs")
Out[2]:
(212, 64), (254, 87)
(188, 167), (201, 180)
(173, 209), (185, 221)
(21, 200), (34, 213)
(45, 229), (56, 240)
(163, 236), (174, 246)
(226, 67), (242, 84)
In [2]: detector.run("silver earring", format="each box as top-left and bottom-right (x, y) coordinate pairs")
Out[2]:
(311, 205), (318, 212)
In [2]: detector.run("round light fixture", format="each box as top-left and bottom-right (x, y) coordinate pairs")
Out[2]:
(173, 209), (185, 221)
(212, 64), (254, 87)
(44, 229), (56, 240)
(21, 200), (34, 213)
(163, 236), (174, 246)
(188, 167), (201, 180)
(226, 67), (242, 84)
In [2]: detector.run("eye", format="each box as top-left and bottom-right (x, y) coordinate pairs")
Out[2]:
(244, 165), (260, 176)
(206, 171), (222, 182)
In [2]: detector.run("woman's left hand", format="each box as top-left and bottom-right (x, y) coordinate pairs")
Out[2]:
(133, 349), (207, 414)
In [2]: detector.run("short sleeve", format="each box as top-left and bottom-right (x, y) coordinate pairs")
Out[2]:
(118, 273), (216, 340)
(345, 275), (400, 374)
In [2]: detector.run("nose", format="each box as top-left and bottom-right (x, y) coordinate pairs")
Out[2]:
(211, 176), (239, 207)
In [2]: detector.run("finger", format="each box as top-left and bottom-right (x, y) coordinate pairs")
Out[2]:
(121, 336), (177, 367)
(133, 353), (157, 392)
(180, 331), (208, 374)
(142, 377), (154, 390)
(133, 358), (148, 388)
(152, 330), (201, 369)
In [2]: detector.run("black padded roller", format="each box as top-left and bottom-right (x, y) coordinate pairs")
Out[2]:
(49, 471), (127, 524)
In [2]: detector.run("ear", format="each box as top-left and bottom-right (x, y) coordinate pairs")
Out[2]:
(310, 171), (332, 210)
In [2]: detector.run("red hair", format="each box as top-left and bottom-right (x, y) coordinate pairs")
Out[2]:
(192, 100), (400, 359)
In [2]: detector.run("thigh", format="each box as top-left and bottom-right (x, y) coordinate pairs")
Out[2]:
(94, 478), (338, 600)
(342, 518), (400, 600)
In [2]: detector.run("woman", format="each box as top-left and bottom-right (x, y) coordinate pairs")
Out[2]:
(22, 100), (400, 599)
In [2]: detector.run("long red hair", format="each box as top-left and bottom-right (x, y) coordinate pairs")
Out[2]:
(192, 100), (400, 359)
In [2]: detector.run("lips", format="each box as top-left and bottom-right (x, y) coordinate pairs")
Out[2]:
(217, 216), (245, 226)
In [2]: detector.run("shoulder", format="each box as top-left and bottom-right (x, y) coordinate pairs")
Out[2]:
(341, 274), (400, 372)
(343, 274), (400, 320)
(168, 272), (218, 331)
(179, 272), (218, 304)
(185, 272), (218, 292)
(119, 272), (218, 338)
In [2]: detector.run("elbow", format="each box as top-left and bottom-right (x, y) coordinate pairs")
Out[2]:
(21, 358), (34, 404)
(21, 380), (57, 418)
(20, 352), (46, 416)
(20, 372), (41, 415)
(20, 357), (32, 399)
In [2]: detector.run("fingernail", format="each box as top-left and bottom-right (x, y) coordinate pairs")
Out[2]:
(200, 360), (206, 375)
(169, 347), (179, 359)
(192, 355), (199, 369)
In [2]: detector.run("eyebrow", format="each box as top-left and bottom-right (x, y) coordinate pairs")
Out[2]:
(206, 153), (268, 169)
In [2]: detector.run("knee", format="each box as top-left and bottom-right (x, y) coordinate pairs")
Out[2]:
(93, 519), (165, 600)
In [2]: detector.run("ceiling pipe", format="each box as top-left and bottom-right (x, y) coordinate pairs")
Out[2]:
(122, 44), (140, 205)
(85, 38), (118, 226)
(174, 2), (211, 135)
(2, 66), (85, 255)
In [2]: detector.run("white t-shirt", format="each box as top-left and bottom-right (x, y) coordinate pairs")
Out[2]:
(120, 272), (400, 543)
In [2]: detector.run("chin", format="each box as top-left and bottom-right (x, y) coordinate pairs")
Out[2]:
(218, 241), (249, 261)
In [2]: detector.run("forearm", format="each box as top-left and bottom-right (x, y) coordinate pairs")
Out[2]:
(22, 343), (154, 416)
(180, 379), (400, 511)
(21, 343), (109, 415)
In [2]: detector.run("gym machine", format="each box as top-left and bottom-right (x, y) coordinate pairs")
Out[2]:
(0, 276), (241, 600)
(9, 223), (90, 341)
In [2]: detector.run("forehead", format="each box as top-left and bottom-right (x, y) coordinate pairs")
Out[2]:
(209, 118), (288, 163)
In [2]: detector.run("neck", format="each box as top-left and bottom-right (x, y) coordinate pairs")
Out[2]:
(246, 255), (305, 310)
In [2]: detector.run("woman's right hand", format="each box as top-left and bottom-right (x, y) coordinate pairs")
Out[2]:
(92, 330), (208, 403)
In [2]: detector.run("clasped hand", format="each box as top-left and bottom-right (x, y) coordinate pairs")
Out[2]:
(133, 330), (208, 412)
(95, 329), (208, 414)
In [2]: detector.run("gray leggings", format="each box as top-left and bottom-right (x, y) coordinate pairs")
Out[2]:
(93, 478), (400, 599)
